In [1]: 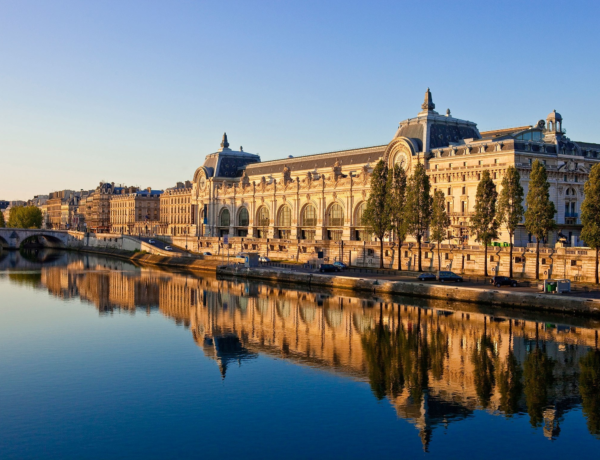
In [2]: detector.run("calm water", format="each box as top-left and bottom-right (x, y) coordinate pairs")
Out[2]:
(1, 250), (600, 459)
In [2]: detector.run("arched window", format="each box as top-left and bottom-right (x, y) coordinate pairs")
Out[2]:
(302, 204), (317, 226)
(256, 206), (270, 227)
(328, 203), (344, 226)
(355, 202), (366, 226)
(238, 207), (249, 226)
(278, 205), (291, 227)
(220, 209), (230, 227)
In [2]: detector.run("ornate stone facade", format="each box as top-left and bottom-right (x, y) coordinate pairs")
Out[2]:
(110, 187), (162, 235)
(188, 90), (600, 252)
(159, 181), (194, 236)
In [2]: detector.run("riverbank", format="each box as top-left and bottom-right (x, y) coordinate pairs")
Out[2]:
(71, 247), (222, 272)
(217, 265), (600, 317)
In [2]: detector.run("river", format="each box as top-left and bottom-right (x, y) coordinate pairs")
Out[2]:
(1, 249), (600, 459)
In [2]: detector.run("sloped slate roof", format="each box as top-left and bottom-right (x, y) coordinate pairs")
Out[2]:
(242, 145), (386, 176)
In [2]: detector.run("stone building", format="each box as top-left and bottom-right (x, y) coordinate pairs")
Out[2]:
(88, 182), (128, 233)
(47, 191), (76, 230)
(159, 181), (194, 236)
(186, 90), (600, 264)
(110, 187), (162, 235)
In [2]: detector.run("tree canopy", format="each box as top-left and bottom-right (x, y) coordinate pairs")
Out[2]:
(404, 163), (432, 271)
(430, 189), (450, 271)
(362, 160), (390, 268)
(0, 209), (5, 228)
(386, 163), (408, 270)
(581, 163), (600, 283)
(7, 206), (43, 229)
(470, 170), (499, 276)
(524, 160), (556, 279)
(497, 166), (524, 278)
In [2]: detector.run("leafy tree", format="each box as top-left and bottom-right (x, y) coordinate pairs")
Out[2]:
(497, 166), (525, 278)
(581, 164), (600, 284)
(7, 206), (43, 229)
(386, 164), (408, 270)
(471, 333), (497, 408)
(0, 209), (5, 227)
(525, 160), (557, 279)
(496, 350), (523, 417)
(404, 163), (432, 272)
(579, 349), (600, 438)
(523, 347), (555, 428)
(470, 170), (499, 276)
(430, 190), (450, 272)
(362, 160), (391, 268)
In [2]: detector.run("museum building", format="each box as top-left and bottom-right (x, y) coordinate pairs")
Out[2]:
(190, 90), (600, 249)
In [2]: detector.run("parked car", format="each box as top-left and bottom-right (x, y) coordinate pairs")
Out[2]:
(438, 271), (463, 282)
(165, 246), (173, 251)
(417, 273), (436, 281)
(490, 276), (518, 287)
(333, 261), (347, 270)
(203, 251), (212, 256)
(148, 239), (155, 244)
(319, 264), (340, 273)
(259, 256), (270, 263)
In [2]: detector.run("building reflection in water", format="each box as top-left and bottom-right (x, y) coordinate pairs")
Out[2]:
(5, 249), (600, 448)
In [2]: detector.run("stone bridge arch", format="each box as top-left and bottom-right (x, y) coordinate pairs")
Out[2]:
(0, 229), (69, 249)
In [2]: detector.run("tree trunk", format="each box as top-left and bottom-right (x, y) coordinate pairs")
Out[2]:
(417, 236), (422, 272)
(535, 239), (540, 280)
(437, 242), (441, 272)
(397, 240), (402, 271)
(484, 243), (488, 277)
(509, 232), (514, 279)
(380, 237), (384, 269)
(596, 248), (600, 284)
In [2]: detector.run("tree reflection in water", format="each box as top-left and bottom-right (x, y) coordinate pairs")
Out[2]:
(471, 318), (497, 409)
(524, 341), (555, 428)
(579, 348), (600, 438)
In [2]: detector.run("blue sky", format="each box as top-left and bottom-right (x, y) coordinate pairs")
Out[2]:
(1, 0), (599, 200)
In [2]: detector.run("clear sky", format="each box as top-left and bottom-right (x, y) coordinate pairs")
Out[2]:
(1, 0), (599, 200)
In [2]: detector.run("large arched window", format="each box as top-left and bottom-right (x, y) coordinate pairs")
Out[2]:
(220, 209), (230, 227)
(278, 205), (291, 227)
(256, 206), (270, 227)
(355, 202), (366, 226)
(328, 203), (344, 226)
(302, 204), (317, 226)
(238, 207), (249, 226)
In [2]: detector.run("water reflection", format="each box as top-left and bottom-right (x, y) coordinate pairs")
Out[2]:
(3, 249), (600, 448)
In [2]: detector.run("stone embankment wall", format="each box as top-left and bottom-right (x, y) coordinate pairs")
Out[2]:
(218, 266), (600, 317)
(187, 236), (599, 282)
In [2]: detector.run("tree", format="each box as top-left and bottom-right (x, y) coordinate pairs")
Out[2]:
(581, 164), (600, 284)
(362, 160), (391, 268)
(7, 206), (43, 229)
(430, 190), (450, 272)
(405, 163), (432, 271)
(524, 160), (557, 279)
(470, 170), (499, 276)
(579, 349), (600, 438)
(0, 209), (5, 227)
(497, 166), (525, 278)
(386, 164), (408, 270)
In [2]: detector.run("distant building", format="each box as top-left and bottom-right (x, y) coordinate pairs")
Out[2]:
(88, 182), (127, 233)
(110, 187), (163, 235)
(159, 181), (194, 236)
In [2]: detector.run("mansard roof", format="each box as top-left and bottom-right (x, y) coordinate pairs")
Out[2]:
(242, 145), (386, 176)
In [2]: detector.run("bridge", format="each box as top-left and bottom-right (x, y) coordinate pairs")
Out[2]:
(0, 228), (70, 249)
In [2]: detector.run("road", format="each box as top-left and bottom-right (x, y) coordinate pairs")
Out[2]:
(259, 262), (600, 300)
(138, 237), (188, 255)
